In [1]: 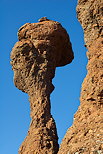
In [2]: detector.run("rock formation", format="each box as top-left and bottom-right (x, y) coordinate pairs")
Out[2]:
(58, 0), (103, 153)
(10, 18), (73, 154)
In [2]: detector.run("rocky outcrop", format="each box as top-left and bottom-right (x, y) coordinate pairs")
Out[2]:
(10, 18), (73, 154)
(58, 0), (103, 153)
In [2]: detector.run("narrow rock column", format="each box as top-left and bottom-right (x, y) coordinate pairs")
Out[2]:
(11, 19), (73, 154)
(58, 0), (103, 153)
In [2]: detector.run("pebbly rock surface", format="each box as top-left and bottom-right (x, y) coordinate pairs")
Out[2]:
(10, 18), (73, 154)
(58, 0), (103, 153)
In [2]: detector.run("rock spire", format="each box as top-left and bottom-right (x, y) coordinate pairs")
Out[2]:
(10, 18), (74, 154)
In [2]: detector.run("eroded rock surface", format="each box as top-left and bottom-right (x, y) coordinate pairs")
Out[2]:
(11, 18), (73, 154)
(58, 0), (103, 153)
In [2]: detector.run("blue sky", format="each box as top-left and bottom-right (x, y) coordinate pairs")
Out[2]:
(0, 0), (87, 154)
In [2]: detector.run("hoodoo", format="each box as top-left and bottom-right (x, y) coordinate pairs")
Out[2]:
(11, 18), (73, 154)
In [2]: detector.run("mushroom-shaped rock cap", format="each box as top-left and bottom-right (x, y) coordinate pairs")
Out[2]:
(18, 18), (74, 67)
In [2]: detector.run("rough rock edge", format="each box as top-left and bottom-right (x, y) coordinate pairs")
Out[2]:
(58, 0), (103, 153)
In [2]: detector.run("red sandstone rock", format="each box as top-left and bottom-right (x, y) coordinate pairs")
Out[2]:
(11, 18), (73, 154)
(58, 0), (103, 153)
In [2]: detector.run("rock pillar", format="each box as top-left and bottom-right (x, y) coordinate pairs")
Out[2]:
(11, 18), (73, 154)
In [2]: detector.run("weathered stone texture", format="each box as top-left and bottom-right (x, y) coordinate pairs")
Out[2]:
(77, 0), (103, 46)
(11, 19), (73, 154)
(58, 0), (103, 153)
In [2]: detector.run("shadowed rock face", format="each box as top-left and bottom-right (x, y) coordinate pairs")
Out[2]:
(11, 19), (73, 154)
(58, 0), (103, 153)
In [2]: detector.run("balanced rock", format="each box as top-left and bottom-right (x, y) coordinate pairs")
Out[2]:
(11, 18), (73, 154)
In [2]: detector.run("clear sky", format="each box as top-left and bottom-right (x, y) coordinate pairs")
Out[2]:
(0, 0), (87, 154)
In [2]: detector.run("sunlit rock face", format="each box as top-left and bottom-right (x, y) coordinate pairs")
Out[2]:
(11, 18), (73, 154)
(58, 0), (103, 153)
